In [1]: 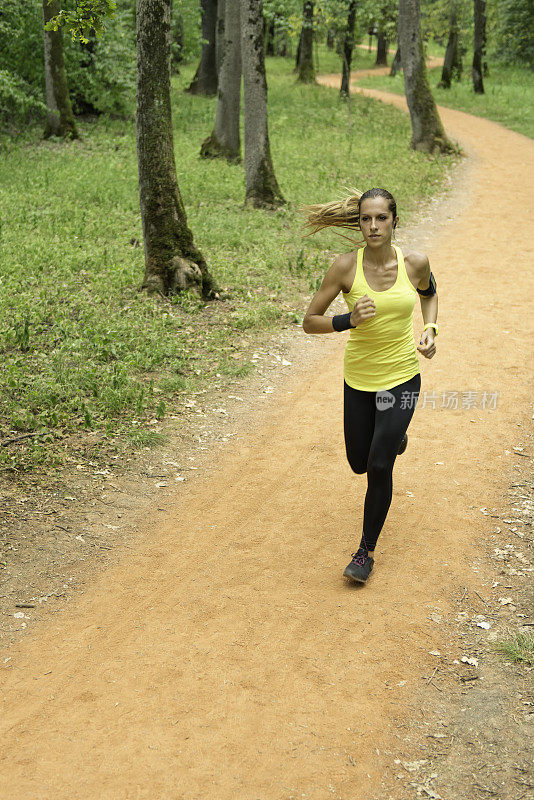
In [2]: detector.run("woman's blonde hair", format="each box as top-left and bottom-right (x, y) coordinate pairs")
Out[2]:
(301, 187), (397, 245)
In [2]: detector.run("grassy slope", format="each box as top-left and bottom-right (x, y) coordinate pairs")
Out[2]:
(355, 61), (534, 139)
(0, 57), (455, 473)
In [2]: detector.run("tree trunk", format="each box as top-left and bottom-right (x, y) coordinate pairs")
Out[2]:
(390, 46), (402, 76)
(186, 0), (218, 95)
(137, 0), (217, 298)
(438, 5), (460, 88)
(240, 0), (285, 208)
(398, 0), (452, 153)
(295, 29), (302, 71)
(42, 0), (78, 139)
(375, 33), (388, 66)
(472, 0), (485, 93)
(216, 0), (225, 74)
(171, 10), (184, 72)
(265, 17), (275, 55)
(297, 0), (315, 82)
(327, 29), (335, 49)
(340, 0), (357, 98)
(200, 0), (241, 162)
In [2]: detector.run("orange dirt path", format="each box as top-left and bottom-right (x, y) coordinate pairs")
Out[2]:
(1, 81), (533, 800)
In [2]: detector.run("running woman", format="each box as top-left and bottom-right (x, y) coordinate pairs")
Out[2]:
(301, 188), (438, 584)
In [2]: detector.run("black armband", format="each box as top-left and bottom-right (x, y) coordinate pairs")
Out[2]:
(417, 271), (437, 296)
(332, 312), (355, 331)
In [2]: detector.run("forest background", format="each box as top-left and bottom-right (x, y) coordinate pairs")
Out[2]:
(0, 0), (532, 478)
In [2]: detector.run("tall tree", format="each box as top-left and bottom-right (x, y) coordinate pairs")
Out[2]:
(472, 0), (485, 93)
(186, 0), (218, 95)
(390, 46), (401, 76)
(201, 0), (242, 162)
(42, 0), (78, 139)
(438, 1), (462, 88)
(216, 0), (225, 73)
(340, 0), (357, 97)
(398, 0), (453, 152)
(297, 0), (316, 82)
(240, 0), (284, 207)
(137, 0), (217, 297)
(265, 17), (275, 55)
(375, 32), (388, 65)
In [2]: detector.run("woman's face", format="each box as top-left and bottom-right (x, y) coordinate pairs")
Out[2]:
(359, 197), (398, 246)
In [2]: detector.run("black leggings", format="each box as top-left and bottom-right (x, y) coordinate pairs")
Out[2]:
(343, 372), (421, 552)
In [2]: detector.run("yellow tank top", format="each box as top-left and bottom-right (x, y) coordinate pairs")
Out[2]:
(342, 245), (420, 391)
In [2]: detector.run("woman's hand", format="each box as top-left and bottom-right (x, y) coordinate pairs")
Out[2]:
(350, 295), (376, 327)
(417, 329), (436, 359)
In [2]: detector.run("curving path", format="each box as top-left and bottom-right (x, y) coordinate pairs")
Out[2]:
(0, 75), (533, 800)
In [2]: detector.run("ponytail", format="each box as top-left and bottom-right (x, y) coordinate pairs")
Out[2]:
(301, 189), (364, 244)
(301, 187), (397, 245)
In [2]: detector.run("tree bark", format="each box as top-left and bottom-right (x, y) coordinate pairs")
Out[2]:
(390, 46), (402, 76)
(340, 0), (357, 97)
(297, 0), (315, 83)
(375, 33), (388, 66)
(439, 4), (461, 88)
(240, 0), (285, 208)
(42, 0), (78, 139)
(472, 0), (485, 93)
(216, 0), (225, 74)
(186, 0), (218, 95)
(295, 30), (302, 72)
(398, 0), (452, 153)
(171, 9), (185, 72)
(201, 0), (241, 162)
(137, 0), (217, 297)
(265, 17), (275, 55)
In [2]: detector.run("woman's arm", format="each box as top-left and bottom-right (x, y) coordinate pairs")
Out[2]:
(302, 253), (375, 334)
(411, 252), (438, 359)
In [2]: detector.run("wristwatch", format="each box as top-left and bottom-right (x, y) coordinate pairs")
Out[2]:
(423, 323), (438, 336)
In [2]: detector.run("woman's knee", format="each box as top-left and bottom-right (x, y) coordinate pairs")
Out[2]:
(367, 456), (393, 480)
(346, 451), (367, 474)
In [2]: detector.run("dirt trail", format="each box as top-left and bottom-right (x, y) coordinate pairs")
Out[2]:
(1, 80), (533, 800)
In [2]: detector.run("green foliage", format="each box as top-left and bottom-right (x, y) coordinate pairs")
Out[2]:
(62, 5), (136, 117)
(492, 0), (534, 69)
(0, 0), (136, 129)
(43, 0), (117, 43)
(0, 69), (46, 129)
(421, 0), (472, 47)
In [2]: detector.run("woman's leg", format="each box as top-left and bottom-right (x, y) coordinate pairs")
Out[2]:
(359, 372), (421, 553)
(343, 380), (377, 475)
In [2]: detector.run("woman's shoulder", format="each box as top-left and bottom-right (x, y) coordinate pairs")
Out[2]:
(401, 249), (430, 282)
(331, 250), (358, 293)
(401, 249), (430, 270)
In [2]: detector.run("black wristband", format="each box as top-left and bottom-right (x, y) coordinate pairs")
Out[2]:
(332, 312), (355, 332)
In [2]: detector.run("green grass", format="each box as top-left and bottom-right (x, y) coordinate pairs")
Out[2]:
(356, 61), (534, 139)
(495, 633), (534, 666)
(0, 56), (457, 474)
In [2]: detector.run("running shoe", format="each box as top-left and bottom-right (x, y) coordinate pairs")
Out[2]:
(397, 433), (408, 455)
(343, 548), (374, 583)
